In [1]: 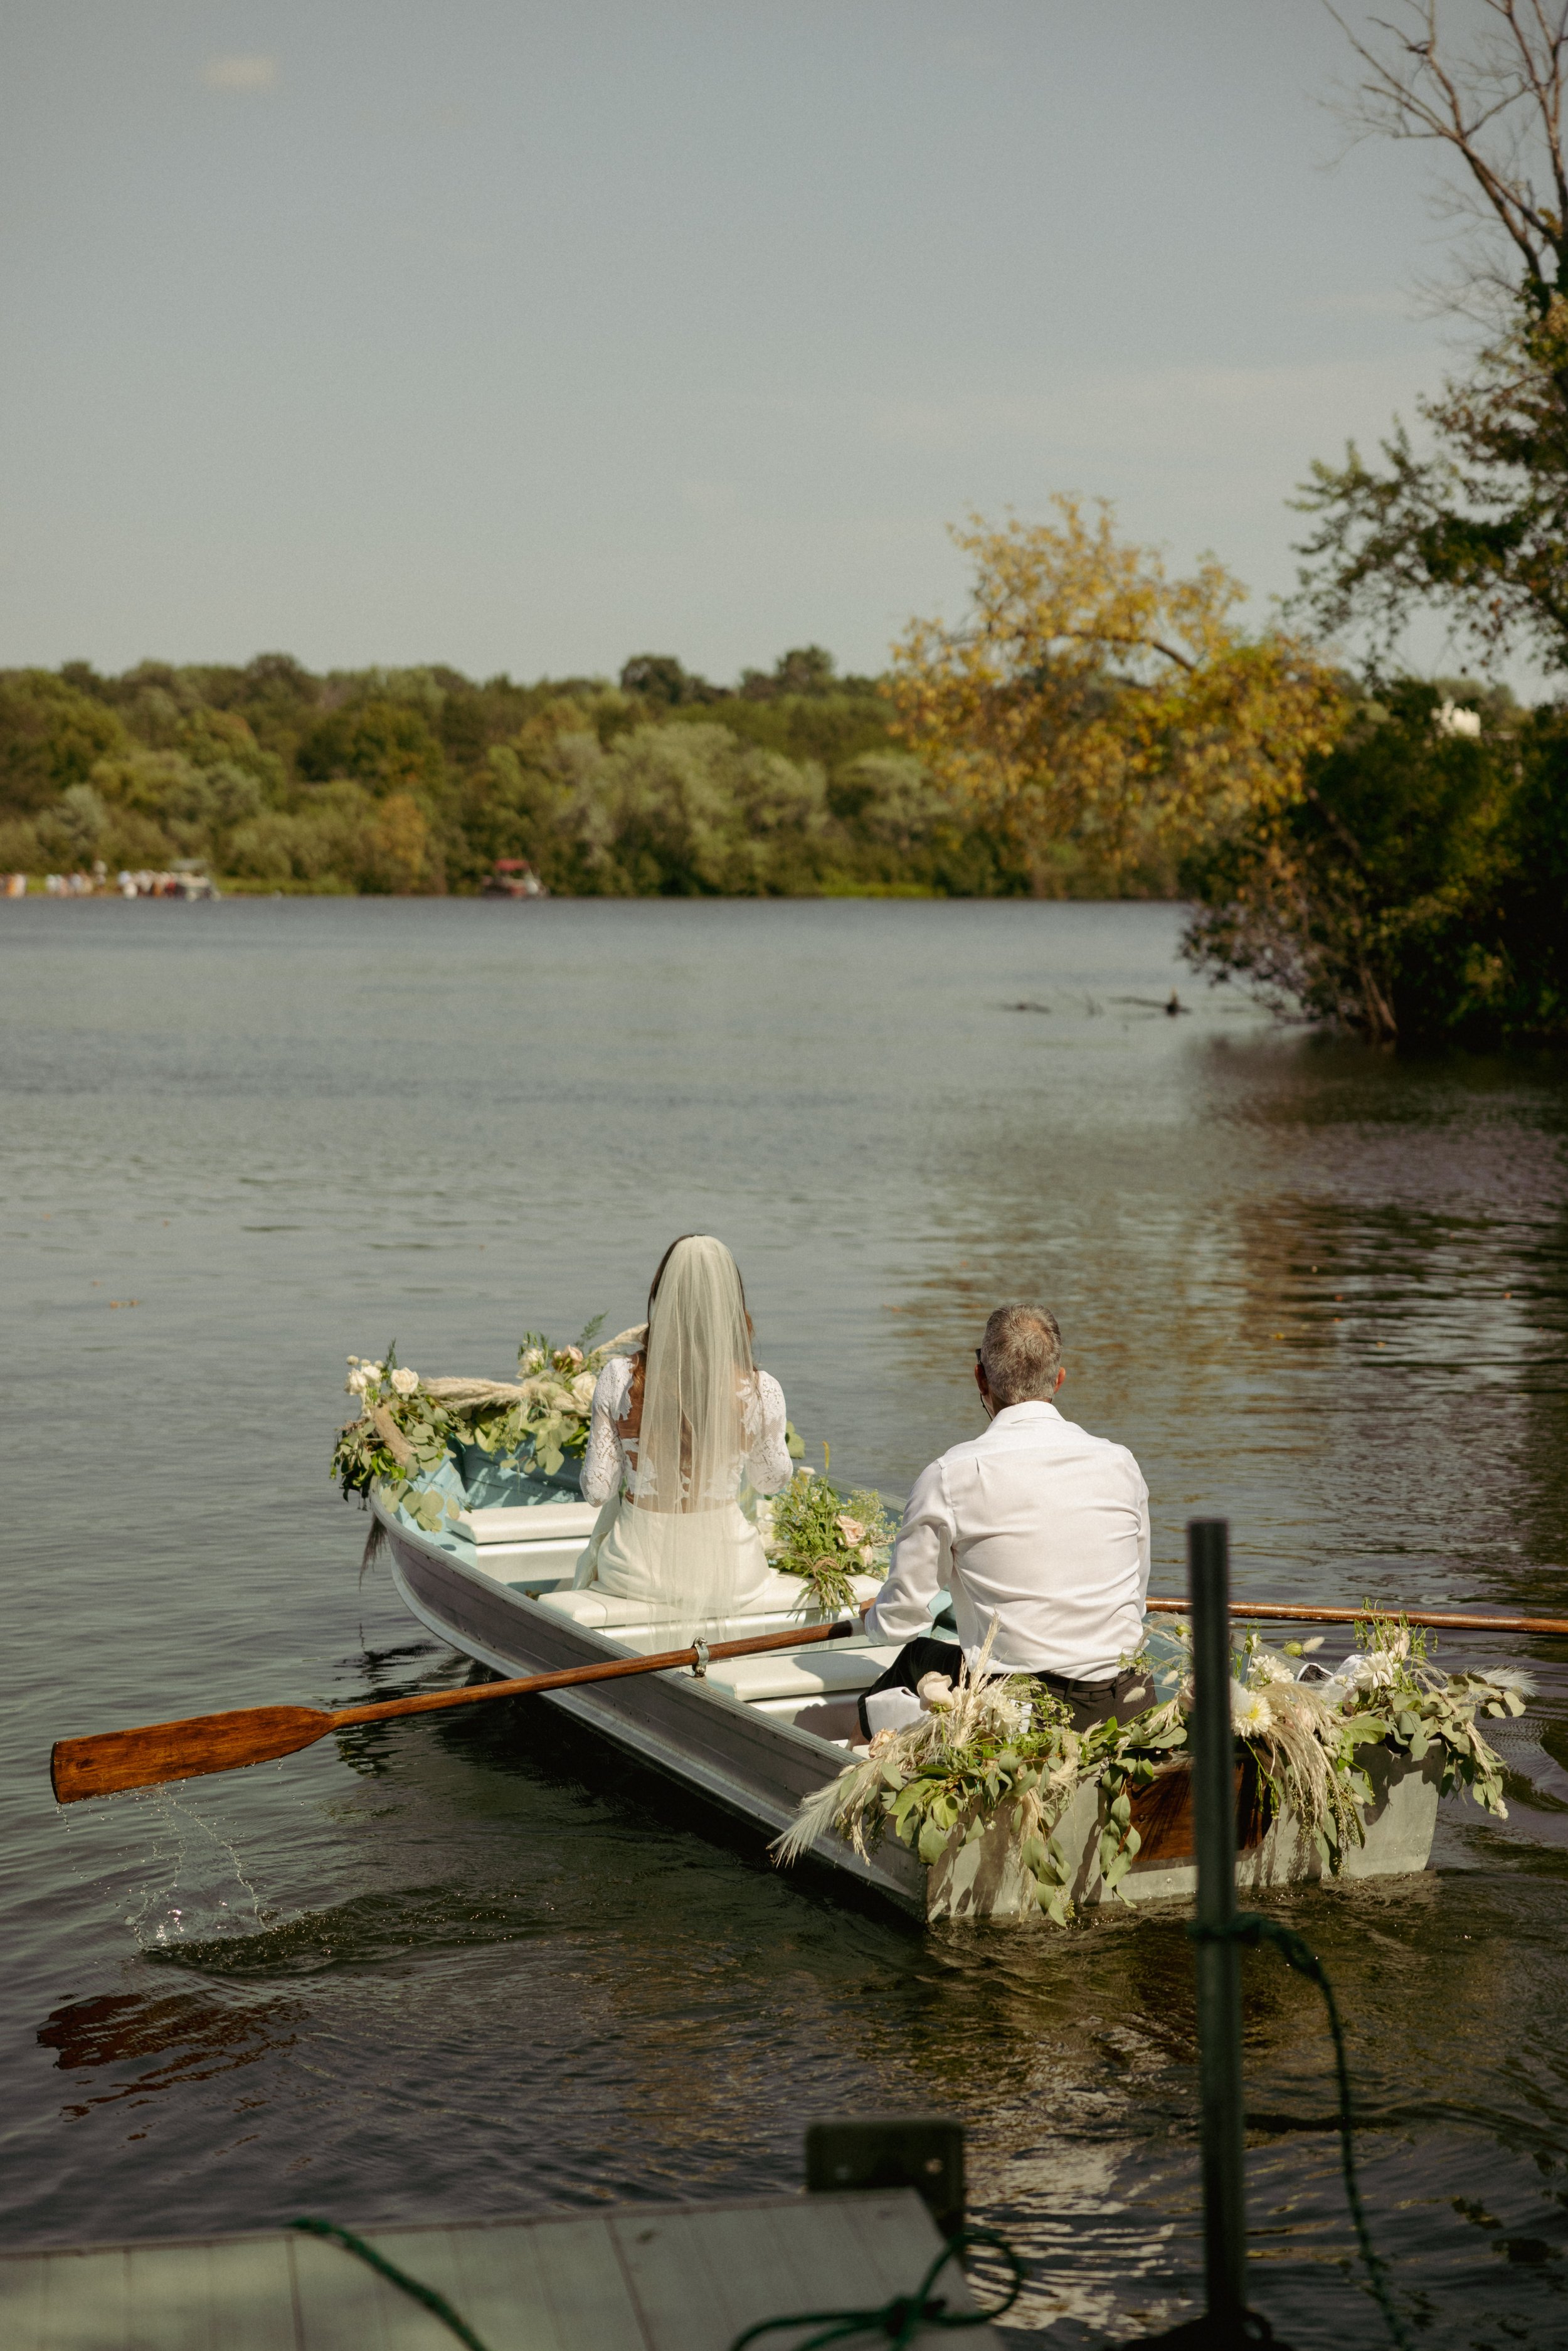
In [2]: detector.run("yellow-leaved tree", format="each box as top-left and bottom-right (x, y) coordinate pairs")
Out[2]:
(887, 497), (1348, 893)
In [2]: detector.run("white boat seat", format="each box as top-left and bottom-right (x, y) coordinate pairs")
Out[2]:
(458, 1503), (600, 1545)
(536, 1589), (675, 1630)
(707, 1645), (904, 1702)
(534, 1570), (881, 1630)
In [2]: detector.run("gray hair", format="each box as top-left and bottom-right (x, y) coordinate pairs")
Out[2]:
(979, 1303), (1062, 1406)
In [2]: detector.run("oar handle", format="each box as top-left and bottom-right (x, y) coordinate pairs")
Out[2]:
(329, 1615), (858, 1729)
(1146, 1597), (1568, 1638)
(50, 1615), (862, 1802)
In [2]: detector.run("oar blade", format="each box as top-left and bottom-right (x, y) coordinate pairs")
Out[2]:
(51, 1704), (332, 1804)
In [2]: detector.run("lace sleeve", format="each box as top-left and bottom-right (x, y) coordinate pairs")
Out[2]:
(744, 1369), (793, 1496)
(580, 1358), (630, 1506)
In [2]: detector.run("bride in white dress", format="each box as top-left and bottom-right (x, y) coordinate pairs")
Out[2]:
(575, 1234), (793, 1623)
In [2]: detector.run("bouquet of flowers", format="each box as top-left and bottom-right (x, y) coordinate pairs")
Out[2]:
(763, 1449), (896, 1613)
(332, 1319), (643, 1526)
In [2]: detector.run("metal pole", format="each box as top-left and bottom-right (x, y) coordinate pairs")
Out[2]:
(1189, 1517), (1248, 2337)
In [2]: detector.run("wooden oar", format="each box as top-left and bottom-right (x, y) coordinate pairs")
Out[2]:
(50, 1617), (858, 1805)
(1146, 1596), (1568, 1637)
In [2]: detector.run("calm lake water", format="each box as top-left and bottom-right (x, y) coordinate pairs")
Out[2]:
(3, 896), (1567, 2348)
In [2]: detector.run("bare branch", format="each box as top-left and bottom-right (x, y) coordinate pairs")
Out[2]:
(1066, 630), (1199, 674)
(1322, 0), (1568, 302)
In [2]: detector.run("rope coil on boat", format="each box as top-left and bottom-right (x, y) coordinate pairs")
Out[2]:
(1187, 1913), (1414, 2351)
(728, 2223), (1024, 2349)
(289, 2210), (1021, 2351)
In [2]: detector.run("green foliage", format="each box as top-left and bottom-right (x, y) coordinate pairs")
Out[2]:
(331, 1320), (625, 1509)
(1490, 707), (1568, 1036)
(297, 699), (448, 798)
(569, 723), (830, 896)
(1182, 681), (1568, 1043)
(330, 1344), (460, 1515)
(0, 672), (129, 815)
(35, 784), (110, 866)
(1292, 295), (1568, 677)
(0, 650), (1027, 897)
(1342, 1612), (1526, 1820)
(619, 654), (719, 708)
(764, 1465), (896, 1611)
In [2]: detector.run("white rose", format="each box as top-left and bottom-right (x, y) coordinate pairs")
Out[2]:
(522, 1347), (546, 1372)
(346, 1367), (370, 1395)
(571, 1371), (596, 1408)
(389, 1366), (419, 1396)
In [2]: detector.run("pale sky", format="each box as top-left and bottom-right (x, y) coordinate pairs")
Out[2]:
(1, 3), (1478, 683)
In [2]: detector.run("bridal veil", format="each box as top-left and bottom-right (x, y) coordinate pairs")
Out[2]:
(632, 1233), (756, 1630)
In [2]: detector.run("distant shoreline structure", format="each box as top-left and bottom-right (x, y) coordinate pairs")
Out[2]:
(4, 860), (219, 901)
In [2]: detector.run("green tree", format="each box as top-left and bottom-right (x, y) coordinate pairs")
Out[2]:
(35, 783), (110, 868)
(619, 654), (717, 707)
(570, 724), (831, 896)
(296, 699), (447, 796)
(1299, 6), (1568, 670)
(0, 672), (128, 814)
(738, 645), (840, 700)
(1180, 685), (1537, 1043)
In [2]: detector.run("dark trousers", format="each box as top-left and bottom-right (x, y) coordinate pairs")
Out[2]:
(857, 1636), (1154, 1741)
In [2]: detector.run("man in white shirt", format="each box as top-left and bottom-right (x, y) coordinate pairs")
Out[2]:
(852, 1303), (1152, 1738)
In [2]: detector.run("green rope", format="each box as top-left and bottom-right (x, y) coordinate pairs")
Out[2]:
(290, 2217), (492, 2351)
(1189, 1913), (1414, 2351)
(728, 2222), (1023, 2350)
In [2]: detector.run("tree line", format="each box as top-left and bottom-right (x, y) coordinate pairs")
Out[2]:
(0, 647), (1054, 905)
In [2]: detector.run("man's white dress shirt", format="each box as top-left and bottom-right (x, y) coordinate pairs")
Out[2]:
(865, 1399), (1150, 1682)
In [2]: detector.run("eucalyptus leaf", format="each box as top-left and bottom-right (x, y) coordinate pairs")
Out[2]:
(917, 1818), (949, 1865)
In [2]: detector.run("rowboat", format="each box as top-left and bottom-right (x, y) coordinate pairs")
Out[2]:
(370, 1475), (1441, 1921)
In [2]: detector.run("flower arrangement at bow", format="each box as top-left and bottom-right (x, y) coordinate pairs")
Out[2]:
(761, 1448), (896, 1613)
(331, 1320), (643, 1532)
(775, 1610), (1525, 1924)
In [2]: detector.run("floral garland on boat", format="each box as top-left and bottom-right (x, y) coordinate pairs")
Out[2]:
(331, 1321), (642, 1532)
(775, 1613), (1527, 1924)
(331, 1332), (896, 1589)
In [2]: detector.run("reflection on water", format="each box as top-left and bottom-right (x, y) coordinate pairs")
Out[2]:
(3, 899), (1567, 2347)
(39, 1990), (297, 2114)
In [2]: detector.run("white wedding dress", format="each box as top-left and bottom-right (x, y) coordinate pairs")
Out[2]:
(576, 1352), (793, 1613)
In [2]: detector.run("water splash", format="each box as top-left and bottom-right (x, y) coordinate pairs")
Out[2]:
(118, 1788), (273, 1948)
